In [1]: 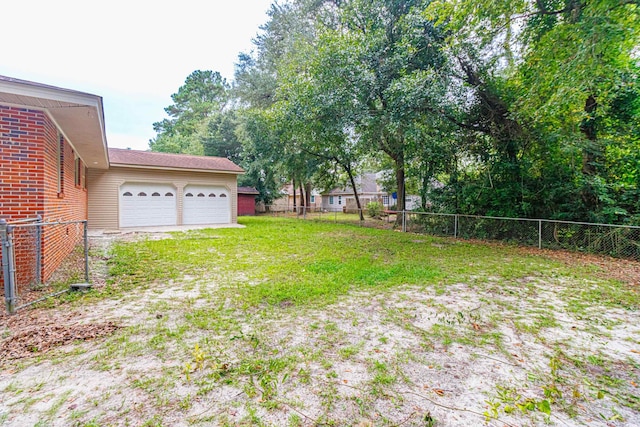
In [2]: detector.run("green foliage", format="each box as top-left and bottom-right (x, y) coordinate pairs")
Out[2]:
(422, 0), (640, 222)
(151, 0), (640, 224)
(149, 70), (230, 155)
(366, 201), (384, 218)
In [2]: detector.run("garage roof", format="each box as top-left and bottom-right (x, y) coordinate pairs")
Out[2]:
(238, 186), (260, 195)
(109, 148), (244, 174)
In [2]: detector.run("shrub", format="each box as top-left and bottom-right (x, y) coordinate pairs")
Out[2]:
(367, 201), (384, 218)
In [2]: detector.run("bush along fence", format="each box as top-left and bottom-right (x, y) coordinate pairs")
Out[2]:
(1, 217), (89, 315)
(266, 207), (640, 262)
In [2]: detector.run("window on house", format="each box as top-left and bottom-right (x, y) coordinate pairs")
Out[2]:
(74, 156), (82, 187)
(123, 192), (133, 197)
(310, 195), (315, 203)
(209, 193), (216, 197)
(152, 192), (161, 196)
(137, 192), (147, 196)
(382, 195), (389, 205)
(82, 166), (87, 189)
(165, 192), (174, 197)
(185, 193), (194, 197)
(197, 193), (205, 197)
(220, 194), (227, 198)
(57, 133), (64, 195)
(338, 196), (342, 205)
(329, 196), (334, 204)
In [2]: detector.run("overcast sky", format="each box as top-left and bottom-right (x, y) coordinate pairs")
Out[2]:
(0, 0), (274, 151)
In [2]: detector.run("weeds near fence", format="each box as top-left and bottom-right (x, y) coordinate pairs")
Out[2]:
(1, 219), (89, 314)
(267, 207), (640, 261)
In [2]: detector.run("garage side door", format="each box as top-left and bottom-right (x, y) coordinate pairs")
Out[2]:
(120, 183), (177, 227)
(183, 185), (230, 225)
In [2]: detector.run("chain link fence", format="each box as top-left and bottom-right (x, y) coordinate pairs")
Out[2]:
(2, 218), (89, 314)
(265, 207), (640, 261)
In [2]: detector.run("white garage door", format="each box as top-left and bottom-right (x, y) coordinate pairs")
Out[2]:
(183, 185), (230, 225)
(120, 183), (177, 227)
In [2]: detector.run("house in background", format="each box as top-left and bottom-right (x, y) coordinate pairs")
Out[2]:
(322, 172), (421, 212)
(0, 75), (243, 284)
(237, 187), (260, 216)
(269, 183), (323, 212)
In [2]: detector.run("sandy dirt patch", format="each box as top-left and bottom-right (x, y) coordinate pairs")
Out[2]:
(0, 232), (638, 426)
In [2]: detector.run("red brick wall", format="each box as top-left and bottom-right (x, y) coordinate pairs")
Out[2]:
(0, 106), (46, 220)
(1, 106), (47, 286)
(0, 105), (87, 285)
(42, 113), (88, 282)
(238, 194), (257, 216)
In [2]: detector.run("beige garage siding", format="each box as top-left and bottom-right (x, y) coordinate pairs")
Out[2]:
(87, 166), (238, 229)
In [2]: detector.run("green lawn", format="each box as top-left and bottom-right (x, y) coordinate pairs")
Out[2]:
(108, 216), (618, 309)
(2, 216), (639, 427)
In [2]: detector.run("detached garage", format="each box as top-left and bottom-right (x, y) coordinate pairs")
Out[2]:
(87, 148), (244, 229)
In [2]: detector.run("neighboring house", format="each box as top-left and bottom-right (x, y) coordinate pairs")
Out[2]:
(0, 75), (243, 283)
(237, 187), (260, 216)
(322, 172), (421, 212)
(322, 173), (390, 212)
(270, 183), (322, 212)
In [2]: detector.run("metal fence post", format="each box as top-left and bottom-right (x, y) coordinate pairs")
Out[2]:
(538, 220), (542, 250)
(35, 215), (42, 286)
(1, 220), (17, 315)
(454, 214), (459, 238)
(402, 210), (406, 233)
(83, 220), (89, 282)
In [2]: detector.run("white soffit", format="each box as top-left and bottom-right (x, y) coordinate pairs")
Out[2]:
(0, 76), (109, 169)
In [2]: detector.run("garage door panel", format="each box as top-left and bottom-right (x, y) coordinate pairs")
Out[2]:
(183, 185), (230, 225)
(120, 183), (177, 227)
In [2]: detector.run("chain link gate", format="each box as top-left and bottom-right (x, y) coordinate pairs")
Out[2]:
(1, 218), (89, 315)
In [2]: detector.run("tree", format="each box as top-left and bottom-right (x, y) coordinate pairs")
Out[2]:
(202, 110), (243, 164)
(150, 70), (230, 154)
(300, 0), (452, 214)
(423, 0), (640, 221)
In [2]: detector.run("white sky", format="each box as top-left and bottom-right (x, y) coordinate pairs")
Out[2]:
(0, 0), (274, 151)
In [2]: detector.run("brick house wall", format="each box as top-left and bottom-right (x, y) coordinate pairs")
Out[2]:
(0, 105), (87, 285)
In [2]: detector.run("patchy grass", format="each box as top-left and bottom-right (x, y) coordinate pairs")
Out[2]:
(1, 216), (639, 427)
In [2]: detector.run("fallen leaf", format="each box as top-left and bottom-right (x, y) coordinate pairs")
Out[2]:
(434, 389), (445, 396)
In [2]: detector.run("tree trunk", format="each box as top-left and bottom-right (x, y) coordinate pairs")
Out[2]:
(579, 94), (600, 210)
(345, 165), (365, 221)
(379, 132), (406, 225)
(580, 94), (598, 176)
(421, 172), (429, 211)
(292, 178), (297, 213)
(299, 184), (305, 215)
(396, 162), (405, 212)
(305, 182), (312, 209)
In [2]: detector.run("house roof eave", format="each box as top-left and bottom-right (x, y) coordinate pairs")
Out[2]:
(0, 75), (109, 169)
